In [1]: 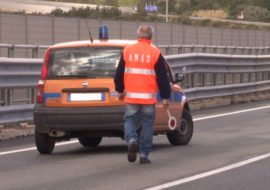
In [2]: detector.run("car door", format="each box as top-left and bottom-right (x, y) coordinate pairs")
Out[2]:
(154, 61), (183, 131)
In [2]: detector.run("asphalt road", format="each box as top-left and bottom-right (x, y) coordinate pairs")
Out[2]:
(1, 100), (270, 190)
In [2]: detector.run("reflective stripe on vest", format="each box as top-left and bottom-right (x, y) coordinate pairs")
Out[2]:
(126, 92), (156, 99)
(125, 68), (156, 75)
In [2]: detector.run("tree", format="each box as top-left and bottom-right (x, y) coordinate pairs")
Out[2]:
(51, 8), (65, 16)
(176, 0), (192, 14)
(243, 6), (270, 21)
(136, 0), (148, 14)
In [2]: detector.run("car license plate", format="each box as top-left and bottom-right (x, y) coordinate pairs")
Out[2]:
(68, 93), (104, 101)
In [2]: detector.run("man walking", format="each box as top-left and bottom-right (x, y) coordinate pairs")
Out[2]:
(114, 25), (171, 164)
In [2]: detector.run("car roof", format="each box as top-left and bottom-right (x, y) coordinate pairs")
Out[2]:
(50, 39), (137, 49)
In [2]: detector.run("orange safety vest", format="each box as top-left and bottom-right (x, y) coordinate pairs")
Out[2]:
(123, 39), (161, 104)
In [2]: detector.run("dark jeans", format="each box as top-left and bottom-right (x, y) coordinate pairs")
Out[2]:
(124, 103), (156, 158)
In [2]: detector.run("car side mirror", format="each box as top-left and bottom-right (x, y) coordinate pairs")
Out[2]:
(173, 73), (185, 84)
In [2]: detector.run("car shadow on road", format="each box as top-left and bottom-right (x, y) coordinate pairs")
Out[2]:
(49, 142), (181, 157)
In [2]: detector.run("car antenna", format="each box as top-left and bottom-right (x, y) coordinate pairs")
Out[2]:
(85, 18), (93, 43)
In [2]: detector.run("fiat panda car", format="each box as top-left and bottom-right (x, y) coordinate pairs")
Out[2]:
(33, 32), (193, 154)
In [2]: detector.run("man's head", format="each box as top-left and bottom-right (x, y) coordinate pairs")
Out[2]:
(137, 25), (154, 40)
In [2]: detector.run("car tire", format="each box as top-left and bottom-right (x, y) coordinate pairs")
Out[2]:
(167, 108), (193, 145)
(78, 137), (102, 147)
(35, 130), (55, 154)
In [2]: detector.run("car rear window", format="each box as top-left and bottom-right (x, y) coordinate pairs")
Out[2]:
(47, 47), (123, 79)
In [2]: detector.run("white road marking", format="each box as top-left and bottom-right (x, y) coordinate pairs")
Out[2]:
(144, 152), (270, 190)
(0, 140), (78, 156)
(193, 105), (270, 121)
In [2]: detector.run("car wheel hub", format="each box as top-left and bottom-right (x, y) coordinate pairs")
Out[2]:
(179, 119), (188, 135)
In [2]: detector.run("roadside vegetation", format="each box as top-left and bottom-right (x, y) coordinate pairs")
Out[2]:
(3, 0), (270, 29)
(47, 0), (270, 22)
(46, 0), (137, 6)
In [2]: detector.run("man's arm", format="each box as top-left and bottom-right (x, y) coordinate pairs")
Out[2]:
(154, 54), (171, 101)
(114, 54), (125, 93)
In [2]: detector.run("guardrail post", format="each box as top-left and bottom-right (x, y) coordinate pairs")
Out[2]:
(190, 46), (195, 53)
(165, 47), (170, 55)
(7, 89), (13, 106)
(188, 73), (192, 88)
(224, 47), (228, 54)
(32, 46), (38, 58)
(202, 46), (207, 53)
(178, 46), (183, 54)
(31, 88), (36, 104)
(267, 47), (270, 55)
(0, 89), (3, 106)
(240, 73), (244, 83)
(248, 73), (252, 83)
(262, 47), (267, 55)
(236, 47), (241, 55)
(255, 48), (260, 55)
(232, 47), (237, 55)
(4, 89), (8, 106)
(243, 47), (248, 55)
(202, 73), (205, 87)
(213, 46), (217, 54)
(244, 48), (247, 55)
(8, 45), (15, 58)
(248, 48), (252, 55)
(222, 73), (225, 85)
(213, 73), (217, 86)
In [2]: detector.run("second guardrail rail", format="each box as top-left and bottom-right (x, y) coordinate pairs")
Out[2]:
(1, 43), (270, 58)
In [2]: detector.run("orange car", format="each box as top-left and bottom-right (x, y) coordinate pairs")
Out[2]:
(33, 29), (193, 154)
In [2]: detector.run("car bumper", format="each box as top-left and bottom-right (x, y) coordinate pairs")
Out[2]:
(33, 104), (125, 134)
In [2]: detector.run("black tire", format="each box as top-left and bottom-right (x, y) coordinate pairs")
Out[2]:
(78, 137), (102, 147)
(35, 130), (55, 154)
(167, 108), (193, 145)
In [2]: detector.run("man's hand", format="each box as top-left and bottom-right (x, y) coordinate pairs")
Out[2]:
(118, 92), (125, 100)
(170, 84), (181, 92)
(162, 99), (169, 109)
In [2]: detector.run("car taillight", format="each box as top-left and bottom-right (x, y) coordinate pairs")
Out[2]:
(36, 80), (45, 103)
(41, 48), (51, 80)
(36, 48), (50, 103)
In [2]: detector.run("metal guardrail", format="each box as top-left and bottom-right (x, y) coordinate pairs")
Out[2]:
(0, 44), (49, 58)
(159, 45), (270, 55)
(1, 53), (270, 124)
(166, 53), (270, 89)
(186, 81), (270, 101)
(0, 105), (34, 124)
(1, 43), (270, 58)
(0, 57), (41, 108)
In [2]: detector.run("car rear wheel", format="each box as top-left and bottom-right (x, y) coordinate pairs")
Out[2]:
(35, 130), (55, 154)
(167, 108), (193, 145)
(78, 137), (102, 147)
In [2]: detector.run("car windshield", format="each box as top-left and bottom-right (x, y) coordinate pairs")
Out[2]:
(48, 47), (123, 79)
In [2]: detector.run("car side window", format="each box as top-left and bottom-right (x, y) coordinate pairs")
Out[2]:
(164, 61), (173, 83)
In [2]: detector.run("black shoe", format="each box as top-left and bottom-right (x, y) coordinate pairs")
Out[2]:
(127, 142), (137, 163)
(139, 157), (151, 164)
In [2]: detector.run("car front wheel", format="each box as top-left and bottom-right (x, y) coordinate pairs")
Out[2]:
(167, 108), (193, 145)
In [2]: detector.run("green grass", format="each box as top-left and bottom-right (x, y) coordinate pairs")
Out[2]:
(118, 0), (137, 6)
